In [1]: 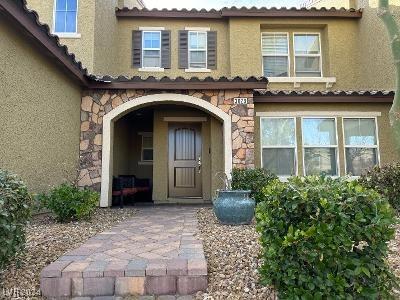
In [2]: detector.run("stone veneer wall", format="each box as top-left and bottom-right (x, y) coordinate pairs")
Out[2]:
(78, 89), (255, 190)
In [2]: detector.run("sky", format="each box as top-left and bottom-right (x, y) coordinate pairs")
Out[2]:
(142, 0), (304, 9)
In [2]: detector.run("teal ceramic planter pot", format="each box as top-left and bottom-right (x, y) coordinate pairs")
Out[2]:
(213, 190), (255, 225)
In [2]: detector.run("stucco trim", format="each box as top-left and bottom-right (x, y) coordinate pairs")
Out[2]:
(100, 93), (232, 207)
(185, 27), (211, 31)
(268, 77), (337, 88)
(256, 111), (382, 117)
(139, 26), (165, 30)
(163, 117), (208, 122)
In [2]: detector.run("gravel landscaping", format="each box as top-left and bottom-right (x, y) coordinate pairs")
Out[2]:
(196, 208), (275, 300)
(197, 207), (400, 300)
(0, 208), (137, 298)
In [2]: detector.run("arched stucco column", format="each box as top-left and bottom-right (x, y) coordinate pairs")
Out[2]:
(100, 93), (232, 207)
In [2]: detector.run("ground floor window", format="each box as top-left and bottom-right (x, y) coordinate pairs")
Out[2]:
(302, 118), (338, 176)
(260, 117), (297, 177)
(260, 116), (380, 177)
(343, 118), (379, 176)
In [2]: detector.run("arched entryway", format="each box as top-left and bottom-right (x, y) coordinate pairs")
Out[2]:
(100, 93), (232, 207)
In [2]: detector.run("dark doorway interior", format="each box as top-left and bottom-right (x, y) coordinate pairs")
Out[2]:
(112, 107), (154, 206)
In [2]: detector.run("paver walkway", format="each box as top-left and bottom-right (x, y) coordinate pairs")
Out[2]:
(40, 206), (207, 298)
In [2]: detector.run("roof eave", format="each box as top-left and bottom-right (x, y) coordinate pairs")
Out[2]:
(115, 7), (362, 19)
(87, 77), (268, 90)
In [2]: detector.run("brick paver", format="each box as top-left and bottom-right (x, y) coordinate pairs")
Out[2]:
(40, 206), (207, 298)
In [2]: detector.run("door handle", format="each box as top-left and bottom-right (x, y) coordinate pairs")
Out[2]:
(198, 156), (202, 174)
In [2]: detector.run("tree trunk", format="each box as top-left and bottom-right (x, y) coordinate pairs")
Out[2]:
(378, 0), (400, 151)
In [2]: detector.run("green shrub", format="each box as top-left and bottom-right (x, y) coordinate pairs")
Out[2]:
(256, 176), (398, 299)
(42, 184), (99, 222)
(231, 168), (277, 203)
(0, 170), (32, 270)
(359, 163), (400, 212)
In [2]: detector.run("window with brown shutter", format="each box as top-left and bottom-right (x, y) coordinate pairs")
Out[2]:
(179, 30), (217, 70)
(132, 30), (142, 68)
(161, 30), (171, 69)
(132, 29), (171, 69)
(207, 31), (217, 70)
(178, 30), (189, 69)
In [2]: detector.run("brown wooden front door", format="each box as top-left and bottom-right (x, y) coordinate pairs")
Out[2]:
(168, 123), (202, 198)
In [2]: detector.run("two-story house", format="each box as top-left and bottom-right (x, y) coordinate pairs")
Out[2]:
(0, 0), (399, 207)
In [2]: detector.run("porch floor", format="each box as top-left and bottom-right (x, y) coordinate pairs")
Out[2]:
(40, 206), (207, 298)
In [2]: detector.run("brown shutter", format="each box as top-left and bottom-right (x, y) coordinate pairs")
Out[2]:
(161, 30), (171, 69)
(207, 31), (217, 70)
(178, 30), (188, 69)
(132, 30), (142, 68)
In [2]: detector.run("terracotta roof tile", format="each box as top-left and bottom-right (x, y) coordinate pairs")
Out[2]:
(254, 90), (394, 97)
(116, 6), (362, 18)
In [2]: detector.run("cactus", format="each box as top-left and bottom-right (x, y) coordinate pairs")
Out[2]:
(378, 0), (400, 151)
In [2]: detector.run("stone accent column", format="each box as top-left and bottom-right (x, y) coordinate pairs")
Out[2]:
(78, 89), (255, 189)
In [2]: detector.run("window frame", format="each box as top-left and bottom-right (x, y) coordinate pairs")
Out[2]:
(293, 32), (323, 78)
(53, 0), (79, 35)
(260, 116), (298, 179)
(141, 30), (162, 69)
(188, 31), (208, 69)
(261, 32), (290, 78)
(301, 117), (340, 176)
(342, 117), (381, 176)
(139, 132), (154, 164)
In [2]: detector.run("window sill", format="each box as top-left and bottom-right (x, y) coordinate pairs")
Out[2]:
(53, 32), (81, 39)
(268, 77), (336, 88)
(138, 161), (153, 166)
(139, 67), (165, 72)
(185, 68), (211, 73)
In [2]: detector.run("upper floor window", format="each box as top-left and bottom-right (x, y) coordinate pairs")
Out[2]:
(262, 33), (289, 77)
(294, 34), (322, 77)
(188, 31), (207, 69)
(343, 118), (379, 176)
(302, 118), (338, 176)
(262, 32), (323, 78)
(54, 0), (78, 33)
(261, 117), (297, 177)
(142, 31), (161, 68)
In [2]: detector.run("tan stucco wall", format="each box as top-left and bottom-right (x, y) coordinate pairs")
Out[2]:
(0, 18), (82, 192)
(26, 0), (97, 72)
(93, 0), (119, 75)
(229, 17), (361, 90)
(357, 4), (400, 90)
(254, 102), (399, 176)
(114, 19), (230, 78)
(305, 0), (357, 8)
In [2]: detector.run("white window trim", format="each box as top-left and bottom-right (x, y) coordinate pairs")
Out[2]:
(184, 68), (211, 73)
(141, 30), (162, 69)
(293, 32), (323, 78)
(139, 67), (165, 72)
(342, 117), (381, 177)
(139, 26), (165, 31)
(185, 27), (211, 31)
(139, 132), (153, 163)
(188, 31), (208, 70)
(52, 0), (79, 35)
(261, 32), (290, 78)
(260, 117), (298, 179)
(301, 117), (340, 177)
(256, 111), (381, 117)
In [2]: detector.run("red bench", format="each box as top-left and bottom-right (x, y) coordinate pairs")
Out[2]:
(112, 175), (151, 208)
